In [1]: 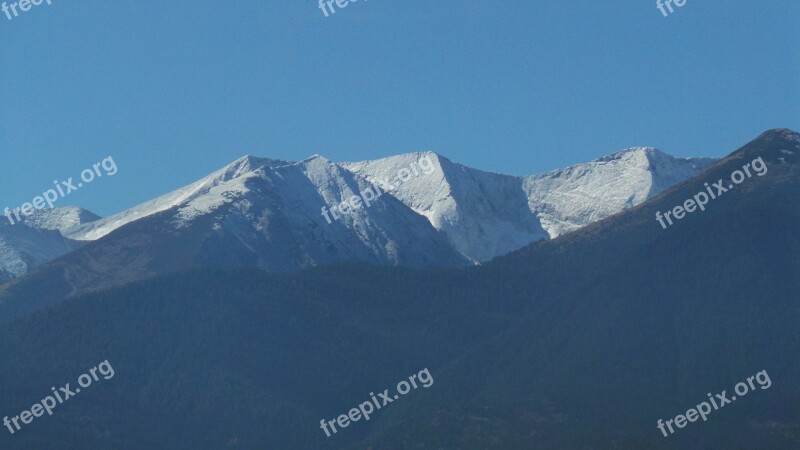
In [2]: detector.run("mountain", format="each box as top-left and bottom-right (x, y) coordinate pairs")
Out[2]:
(0, 207), (99, 283)
(522, 147), (716, 238)
(0, 147), (713, 284)
(343, 148), (714, 261)
(0, 129), (796, 449)
(60, 157), (291, 242)
(342, 152), (548, 263)
(0, 146), (713, 312)
(0, 156), (468, 319)
(364, 128), (800, 449)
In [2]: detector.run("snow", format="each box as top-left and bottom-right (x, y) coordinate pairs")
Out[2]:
(523, 147), (716, 238)
(23, 206), (101, 232)
(345, 148), (715, 260)
(0, 147), (717, 279)
(343, 153), (548, 262)
(63, 156), (289, 240)
(0, 237), (29, 277)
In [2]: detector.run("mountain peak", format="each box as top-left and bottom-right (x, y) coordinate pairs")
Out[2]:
(758, 128), (800, 141)
(302, 154), (332, 164)
(723, 128), (800, 164)
(601, 146), (664, 162)
(22, 206), (101, 232)
(224, 155), (294, 176)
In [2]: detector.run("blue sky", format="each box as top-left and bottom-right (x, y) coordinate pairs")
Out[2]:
(1, 0), (798, 216)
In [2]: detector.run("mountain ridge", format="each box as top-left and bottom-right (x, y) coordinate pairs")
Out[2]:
(0, 143), (718, 305)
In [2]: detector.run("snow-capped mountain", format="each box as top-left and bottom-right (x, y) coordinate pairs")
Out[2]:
(64, 154), (467, 269)
(23, 206), (101, 233)
(0, 207), (99, 282)
(342, 153), (548, 263)
(522, 147), (716, 238)
(0, 155), (467, 297)
(0, 147), (716, 286)
(62, 157), (292, 242)
(344, 148), (716, 261)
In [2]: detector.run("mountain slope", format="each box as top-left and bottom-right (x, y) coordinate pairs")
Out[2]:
(522, 147), (716, 237)
(0, 207), (99, 283)
(61, 157), (291, 242)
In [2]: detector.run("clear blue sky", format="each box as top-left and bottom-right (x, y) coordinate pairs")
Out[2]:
(1, 0), (798, 216)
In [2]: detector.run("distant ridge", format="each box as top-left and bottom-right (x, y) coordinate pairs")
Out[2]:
(0, 143), (715, 297)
